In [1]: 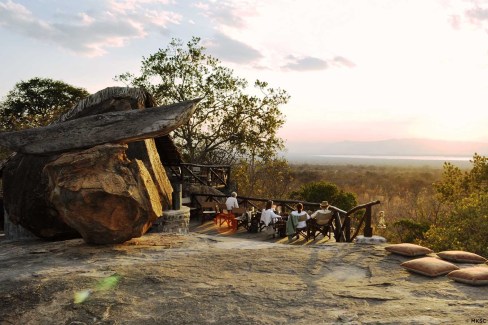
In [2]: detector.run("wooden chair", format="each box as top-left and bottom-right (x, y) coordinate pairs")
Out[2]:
(214, 203), (242, 229)
(214, 203), (230, 227)
(308, 210), (334, 240)
(199, 201), (217, 224)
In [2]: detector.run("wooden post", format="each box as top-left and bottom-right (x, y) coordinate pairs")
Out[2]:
(172, 183), (182, 210)
(364, 206), (373, 237)
(344, 215), (351, 242)
(334, 211), (343, 242)
(226, 166), (231, 191)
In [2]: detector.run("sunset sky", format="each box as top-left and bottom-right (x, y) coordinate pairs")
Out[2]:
(1, 0), (488, 149)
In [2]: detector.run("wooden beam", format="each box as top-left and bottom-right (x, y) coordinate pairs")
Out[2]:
(0, 99), (201, 155)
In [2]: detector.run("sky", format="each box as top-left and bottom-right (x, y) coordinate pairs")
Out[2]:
(2, 0), (488, 150)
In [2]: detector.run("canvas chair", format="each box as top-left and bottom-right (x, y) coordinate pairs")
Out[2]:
(258, 212), (282, 238)
(232, 207), (248, 230)
(308, 210), (334, 240)
(274, 217), (287, 238)
(295, 213), (309, 239)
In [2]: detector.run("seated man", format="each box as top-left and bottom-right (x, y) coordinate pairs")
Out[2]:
(309, 200), (333, 239)
(311, 200), (331, 218)
(225, 192), (239, 212)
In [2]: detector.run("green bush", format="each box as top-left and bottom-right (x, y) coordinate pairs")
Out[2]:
(290, 181), (357, 211)
(422, 193), (488, 256)
(392, 218), (430, 243)
(421, 154), (488, 256)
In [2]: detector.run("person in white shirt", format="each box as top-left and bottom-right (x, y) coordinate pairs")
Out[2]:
(260, 200), (282, 227)
(225, 192), (239, 211)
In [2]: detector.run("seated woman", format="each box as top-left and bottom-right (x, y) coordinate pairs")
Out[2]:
(260, 200), (282, 227)
(286, 203), (310, 240)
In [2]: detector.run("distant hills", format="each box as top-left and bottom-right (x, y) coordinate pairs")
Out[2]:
(283, 138), (488, 167)
(285, 138), (488, 156)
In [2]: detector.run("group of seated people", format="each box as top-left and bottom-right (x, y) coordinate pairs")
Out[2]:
(225, 192), (331, 240)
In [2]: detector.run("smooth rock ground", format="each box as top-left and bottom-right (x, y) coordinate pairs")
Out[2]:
(0, 220), (486, 324)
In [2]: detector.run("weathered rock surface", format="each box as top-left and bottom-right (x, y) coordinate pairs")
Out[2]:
(44, 144), (162, 244)
(126, 139), (173, 210)
(0, 232), (486, 324)
(2, 87), (176, 241)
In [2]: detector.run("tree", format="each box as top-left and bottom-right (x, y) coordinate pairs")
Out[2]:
(233, 157), (294, 199)
(290, 181), (357, 211)
(421, 154), (488, 256)
(115, 37), (289, 165)
(0, 77), (90, 131)
(422, 192), (488, 256)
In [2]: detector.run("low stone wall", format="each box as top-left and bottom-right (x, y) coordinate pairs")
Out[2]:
(154, 206), (190, 234)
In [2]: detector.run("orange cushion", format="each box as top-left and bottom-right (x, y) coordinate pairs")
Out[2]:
(436, 251), (487, 264)
(447, 266), (488, 285)
(401, 257), (459, 277)
(385, 243), (433, 256)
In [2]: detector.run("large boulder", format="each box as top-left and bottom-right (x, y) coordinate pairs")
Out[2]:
(44, 144), (162, 244)
(2, 87), (175, 241)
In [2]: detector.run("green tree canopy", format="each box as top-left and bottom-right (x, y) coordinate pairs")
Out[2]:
(0, 77), (89, 131)
(115, 37), (289, 165)
(290, 181), (357, 211)
(233, 157), (294, 199)
(422, 153), (488, 256)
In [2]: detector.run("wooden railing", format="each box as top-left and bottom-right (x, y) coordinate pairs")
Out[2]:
(328, 200), (381, 242)
(191, 193), (381, 242)
(167, 163), (231, 190)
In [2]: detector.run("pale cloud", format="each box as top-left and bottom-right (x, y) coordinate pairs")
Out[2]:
(0, 0), (29, 16)
(282, 55), (355, 71)
(283, 56), (328, 71)
(194, 0), (258, 28)
(466, 6), (488, 21)
(444, 3), (488, 31)
(79, 12), (95, 25)
(205, 32), (262, 64)
(144, 9), (181, 27)
(0, 0), (181, 57)
(107, 0), (174, 14)
(332, 56), (356, 68)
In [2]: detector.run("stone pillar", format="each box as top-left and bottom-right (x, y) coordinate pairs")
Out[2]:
(155, 206), (190, 234)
